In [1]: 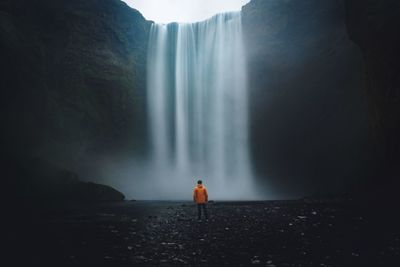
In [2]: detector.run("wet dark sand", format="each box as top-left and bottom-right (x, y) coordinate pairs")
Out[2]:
(8, 200), (400, 266)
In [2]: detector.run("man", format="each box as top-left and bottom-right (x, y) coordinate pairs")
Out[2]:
(193, 180), (208, 221)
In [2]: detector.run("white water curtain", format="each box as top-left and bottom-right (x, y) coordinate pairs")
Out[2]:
(147, 12), (255, 199)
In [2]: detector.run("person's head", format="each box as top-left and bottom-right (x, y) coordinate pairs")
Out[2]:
(197, 179), (202, 185)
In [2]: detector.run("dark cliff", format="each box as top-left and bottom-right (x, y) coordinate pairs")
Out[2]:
(2, 0), (398, 200)
(242, 0), (371, 196)
(1, 0), (150, 159)
(1, 0), (150, 201)
(345, 0), (400, 189)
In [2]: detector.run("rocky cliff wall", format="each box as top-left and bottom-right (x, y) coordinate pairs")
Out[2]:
(242, 0), (371, 195)
(0, 0), (150, 164)
(345, 0), (400, 182)
(1, 0), (150, 200)
(2, 0), (392, 199)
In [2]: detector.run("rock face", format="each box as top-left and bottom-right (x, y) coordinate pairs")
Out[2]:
(9, 157), (125, 202)
(0, 0), (149, 201)
(0, 0), (150, 162)
(345, 0), (400, 182)
(3, 0), (397, 200)
(242, 0), (371, 195)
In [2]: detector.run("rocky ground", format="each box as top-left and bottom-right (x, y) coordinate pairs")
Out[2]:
(7, 200), (400, 266)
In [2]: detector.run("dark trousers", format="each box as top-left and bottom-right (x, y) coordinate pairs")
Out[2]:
(197, 203), (208, 220)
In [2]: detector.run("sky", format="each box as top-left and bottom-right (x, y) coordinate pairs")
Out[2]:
(122, 0), (250, 23)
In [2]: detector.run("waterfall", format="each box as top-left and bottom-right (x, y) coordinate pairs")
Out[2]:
(147, 12), (255, 199)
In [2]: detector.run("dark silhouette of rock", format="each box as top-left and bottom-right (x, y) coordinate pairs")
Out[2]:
(0, 0), (150, 177)
(8, 157), (125, 203)
(2, 0), (399, 202)
(242, 0), (371, 195)
(345, 0), (400, 197)
(0, 0), (149, 199)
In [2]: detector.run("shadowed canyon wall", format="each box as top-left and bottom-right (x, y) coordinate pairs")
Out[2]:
(1, 0), (398, 200)
(345, 0), (400, 197)
(1, 0), (149, 159)
(1, 0), (150, 201)
(242, 0), (370, 196)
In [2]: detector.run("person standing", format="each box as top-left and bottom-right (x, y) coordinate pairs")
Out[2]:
(193, 180), (208, 221)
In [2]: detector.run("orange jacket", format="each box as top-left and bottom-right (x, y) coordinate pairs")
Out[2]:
(193, 184), (208, 204)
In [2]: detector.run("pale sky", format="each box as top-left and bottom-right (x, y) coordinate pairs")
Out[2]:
(122, 0), (250, 23)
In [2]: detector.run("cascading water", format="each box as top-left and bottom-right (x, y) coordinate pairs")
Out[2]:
(147, 12), (255, 199)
